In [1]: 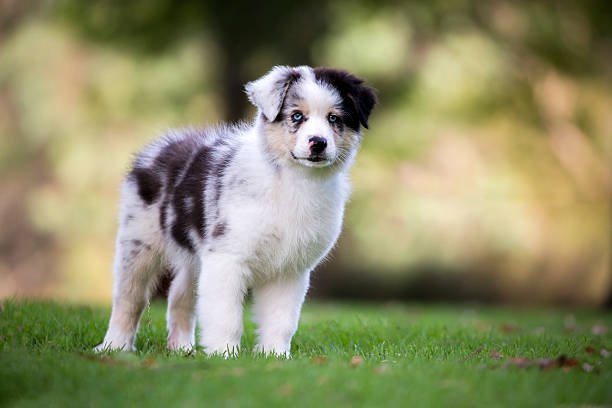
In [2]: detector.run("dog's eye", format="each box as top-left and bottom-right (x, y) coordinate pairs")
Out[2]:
(291, 112), (303, 122)
(328, 114), (339, 124)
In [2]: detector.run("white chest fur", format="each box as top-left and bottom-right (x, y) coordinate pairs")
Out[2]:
(233, 169), (348, 281)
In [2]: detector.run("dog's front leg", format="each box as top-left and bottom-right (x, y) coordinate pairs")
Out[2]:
(252, 271), (310, 357)
(197, 253), (247, 357)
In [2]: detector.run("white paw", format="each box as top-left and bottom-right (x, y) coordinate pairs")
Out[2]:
(203, 343), (240, 358)
(93, 336), (135, 352)
(254, 344), (291, 358)
(167, 330), (195, 351)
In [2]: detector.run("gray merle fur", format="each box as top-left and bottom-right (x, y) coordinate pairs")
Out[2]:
(272, 69), (302, 123)
(128, 127), (239, 252)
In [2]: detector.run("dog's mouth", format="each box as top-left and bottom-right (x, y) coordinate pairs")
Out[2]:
(291, 152), (331, 166)
(307, 156), (325, 162)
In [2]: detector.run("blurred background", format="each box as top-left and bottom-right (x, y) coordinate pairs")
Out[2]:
(1, 0), (610, 306)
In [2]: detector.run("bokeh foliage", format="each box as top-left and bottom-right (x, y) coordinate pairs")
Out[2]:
(0, 0), (610, 304)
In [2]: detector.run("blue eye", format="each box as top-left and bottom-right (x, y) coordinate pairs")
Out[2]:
(328, 114), (339, 123)
(291, 112), (303, 122)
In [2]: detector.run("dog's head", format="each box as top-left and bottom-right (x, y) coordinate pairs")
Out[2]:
(245, 66), (377, 170)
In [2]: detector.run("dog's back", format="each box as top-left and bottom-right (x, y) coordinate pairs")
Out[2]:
(123, 127), (240, 254)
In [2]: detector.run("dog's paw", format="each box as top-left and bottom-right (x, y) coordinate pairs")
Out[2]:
(203, 343), (240, 358)
(254, 344), (291, 358)
(167, 330), (195, 352)
(93, 340), (135, 353)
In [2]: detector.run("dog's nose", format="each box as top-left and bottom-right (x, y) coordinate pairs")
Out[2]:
(308, 136), (327, 154)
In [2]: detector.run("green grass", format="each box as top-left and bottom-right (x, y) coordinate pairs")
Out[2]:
(1, 300), (611, 407)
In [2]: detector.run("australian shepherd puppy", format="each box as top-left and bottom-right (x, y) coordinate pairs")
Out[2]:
(95, 66), (376, 356)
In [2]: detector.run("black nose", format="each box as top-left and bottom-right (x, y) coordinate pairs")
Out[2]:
(309, 136), (327, 154)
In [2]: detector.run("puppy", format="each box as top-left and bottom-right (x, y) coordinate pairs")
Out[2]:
(95, 66), (376, 356)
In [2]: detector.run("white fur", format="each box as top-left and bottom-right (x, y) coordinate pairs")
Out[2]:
(95, 66), (365, 357)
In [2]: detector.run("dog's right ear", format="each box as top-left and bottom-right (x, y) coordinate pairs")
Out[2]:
(245, 66), (302, 122)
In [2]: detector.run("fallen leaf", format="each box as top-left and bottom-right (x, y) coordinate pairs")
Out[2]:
(77, 352), (98, 361)
(585, 346), (597, 354)
(98, 355), (119, 366)
(502, 355), (581, 371)
(350, 355), (364, 366)
(311, 356), (328, 365)
(77, 352), (121, 366)
(582, 363), (594, 372)
(489, 350), (504, 360)
(507, 357), (532, 368)
(534, 358), (555, 369)
(557, 355), (579, 370)
(501, 324), (518, 333)
(372, 365), (389, 375)
(600, 349), (610, 358)
(591, 324), (607, 335)
(317, 375), (329, 385)
(277, 384), (294, 397)
(461, 346), (483, 361)
(142, 356), (159, 369)
(265, 361), (283, 370)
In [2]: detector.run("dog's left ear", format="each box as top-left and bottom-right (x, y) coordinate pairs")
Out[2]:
(351, 82), (377, 130)
(245, 66), (303, 122)
(313, 67), (377, 131)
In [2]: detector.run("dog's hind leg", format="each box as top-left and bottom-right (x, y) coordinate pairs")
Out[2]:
(95, 234), (160, 352)
(95, 180), (162, 353)
(166, 257), (198, 351)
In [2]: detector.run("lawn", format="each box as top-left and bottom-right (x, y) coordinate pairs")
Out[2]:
(1, 299), (611, 407)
